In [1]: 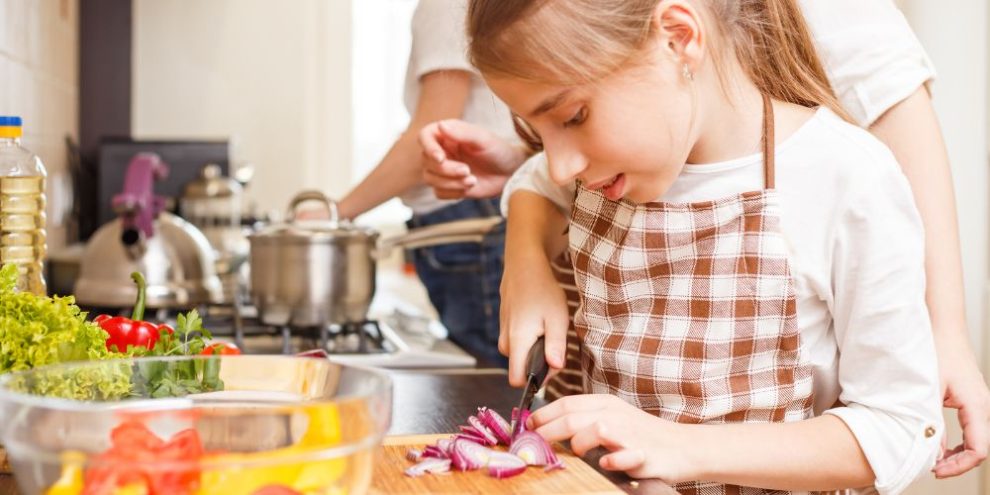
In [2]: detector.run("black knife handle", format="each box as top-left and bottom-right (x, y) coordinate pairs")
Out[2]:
(525, 336), (550, 388)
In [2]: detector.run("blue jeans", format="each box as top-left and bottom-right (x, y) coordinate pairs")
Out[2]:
(407, 198), (507, 368)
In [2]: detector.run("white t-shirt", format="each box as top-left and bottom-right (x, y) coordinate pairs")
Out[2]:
(504, 109), (943, 494)
(400, 0), (516, 216)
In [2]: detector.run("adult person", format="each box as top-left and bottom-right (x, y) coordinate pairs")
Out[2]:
(419, 0), (990, 479)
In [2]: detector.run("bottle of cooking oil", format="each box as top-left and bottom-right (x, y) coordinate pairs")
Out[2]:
(0, 116), (47, 295)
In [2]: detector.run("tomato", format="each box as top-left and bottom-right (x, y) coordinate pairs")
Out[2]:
(200, 342), (241, 356)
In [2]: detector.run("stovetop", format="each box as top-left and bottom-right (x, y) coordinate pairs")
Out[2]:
(200, 304), (477, 369)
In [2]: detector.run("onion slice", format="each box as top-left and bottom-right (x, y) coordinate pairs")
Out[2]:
(466, 416), (500, 446)
(487, 451), (528, 479)
(510, 407), (533, 439)
(476, 407), (513, 446)
(405, 457), (452, 477)
(422, 445), (449, 460)
(449, 438), (494, 471)
(509, 431), (561, 467)
(406, 448), (423, 462)
(436, 438), (453, 453)
(454, 432), (489, 445)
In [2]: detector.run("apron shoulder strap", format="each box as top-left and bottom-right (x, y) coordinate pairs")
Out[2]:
(761, 94), (775, 190)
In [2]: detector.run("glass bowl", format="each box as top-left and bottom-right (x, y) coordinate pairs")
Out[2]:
(0, 355), (392, 495)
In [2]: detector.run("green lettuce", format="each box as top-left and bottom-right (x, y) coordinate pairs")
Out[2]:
(0, 263), (132, 399)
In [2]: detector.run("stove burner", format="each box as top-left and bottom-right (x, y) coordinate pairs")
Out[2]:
(223, 306), (395, 355)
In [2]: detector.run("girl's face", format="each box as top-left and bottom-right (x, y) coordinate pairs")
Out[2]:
(487, 41), (699, 203)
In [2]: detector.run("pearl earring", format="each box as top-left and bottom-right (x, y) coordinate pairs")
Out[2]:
(682, 64), (694, 81)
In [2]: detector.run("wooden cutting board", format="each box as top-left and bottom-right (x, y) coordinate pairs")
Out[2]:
(370, 434), (624, 495)
(0, 447), (9, 474)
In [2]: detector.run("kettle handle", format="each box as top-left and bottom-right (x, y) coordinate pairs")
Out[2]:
(286, 190), (339, 223)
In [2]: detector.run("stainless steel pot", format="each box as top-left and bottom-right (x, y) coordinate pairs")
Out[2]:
(249, 191), (502, 327)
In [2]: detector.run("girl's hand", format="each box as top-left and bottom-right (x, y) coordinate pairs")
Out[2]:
(529, 394), (694, 483)
(933, 332), (990, 478)
(418, 119), (528, 200)
(499, 251), (569, 386)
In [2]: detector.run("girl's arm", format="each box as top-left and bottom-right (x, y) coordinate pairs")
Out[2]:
(336, 70), (471, 220)
(498, 155), (577, 384)
(868, 86), (990, 477)
(501, 191), (570, 386)
(533, 395), (873, 490)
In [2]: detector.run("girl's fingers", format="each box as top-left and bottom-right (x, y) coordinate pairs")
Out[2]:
(507, 327), (540, 387)
(529, 395), (612, 429)
(534, 411), (602, 446)
(543, 303), (570, 369)
(599, 448), (647, 473)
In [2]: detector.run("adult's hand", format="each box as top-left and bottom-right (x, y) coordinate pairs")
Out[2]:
(933, 332), (990, 478)
(418, 119), (529, 200)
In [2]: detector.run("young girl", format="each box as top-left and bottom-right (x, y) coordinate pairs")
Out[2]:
(466, 0), (943, 492)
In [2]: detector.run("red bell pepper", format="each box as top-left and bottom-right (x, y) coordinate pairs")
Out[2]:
(83, 421), (204, 495)
(94, 272), (174, 353)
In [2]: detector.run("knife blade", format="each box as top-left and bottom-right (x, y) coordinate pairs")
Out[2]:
(509, 336), (550, 435)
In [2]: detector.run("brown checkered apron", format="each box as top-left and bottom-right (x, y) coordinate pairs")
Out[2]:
(568, 96), (815, 494)
(545, 251), (587, 401)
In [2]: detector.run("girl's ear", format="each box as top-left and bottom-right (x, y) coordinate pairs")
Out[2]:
(652, 0), (705, 73)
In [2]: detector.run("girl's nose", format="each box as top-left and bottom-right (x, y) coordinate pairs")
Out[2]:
(545, 143), (587, 186)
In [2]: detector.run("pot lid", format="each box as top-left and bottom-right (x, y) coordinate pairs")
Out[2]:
(183, 164), (242, 199)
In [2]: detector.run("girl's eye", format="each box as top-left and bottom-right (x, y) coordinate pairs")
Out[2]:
(563, 107), (588, 128)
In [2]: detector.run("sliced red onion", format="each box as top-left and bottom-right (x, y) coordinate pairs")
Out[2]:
(437, 437), (453, 453)
(476, 407), (513, 446)
(449, 438), (494, 471)
(487, 451), (528, 479)
(422, 445), (449, 460)
(510, 407), (533, 438)
(454, 432), (489, 446)
(509, 431), (560, 467)
(467, 415), (500, 446)
(405, 457), (452, 477)
(406, 448), (423, 462)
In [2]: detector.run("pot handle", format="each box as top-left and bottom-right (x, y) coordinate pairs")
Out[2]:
(376, 216), (503, 258)
(286, 190), (339, 223)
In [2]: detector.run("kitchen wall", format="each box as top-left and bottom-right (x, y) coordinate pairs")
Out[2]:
(131, 0), (352, 218)
(0, 0), (79, 250)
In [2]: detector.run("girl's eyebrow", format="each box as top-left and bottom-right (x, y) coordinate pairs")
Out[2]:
(530, 89), (573, 118)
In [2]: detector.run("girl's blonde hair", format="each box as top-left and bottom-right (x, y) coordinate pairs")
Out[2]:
(468, 0), (853, 150)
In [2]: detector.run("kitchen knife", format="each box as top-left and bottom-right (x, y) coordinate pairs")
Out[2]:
(509, 336), (550, 435)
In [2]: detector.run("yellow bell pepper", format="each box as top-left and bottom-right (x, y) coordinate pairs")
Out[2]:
(45, 452), (85, 495)
(196, 404), (347, 495)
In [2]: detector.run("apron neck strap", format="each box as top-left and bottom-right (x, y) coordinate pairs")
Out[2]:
(761, 93), (775, 190)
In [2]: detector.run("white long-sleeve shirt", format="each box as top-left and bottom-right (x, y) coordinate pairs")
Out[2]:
(504, 108), (943, 494)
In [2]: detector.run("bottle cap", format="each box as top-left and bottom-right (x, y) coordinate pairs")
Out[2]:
(0, 116), (23, 138)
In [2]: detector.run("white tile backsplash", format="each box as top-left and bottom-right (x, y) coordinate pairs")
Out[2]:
(1, 0), (79, 250)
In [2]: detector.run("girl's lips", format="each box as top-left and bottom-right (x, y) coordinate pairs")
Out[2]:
(585, 174), (620, 191)
(603, 173), (626, 201)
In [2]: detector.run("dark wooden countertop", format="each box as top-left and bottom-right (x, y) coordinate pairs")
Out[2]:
(0, 369), (674, 495)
